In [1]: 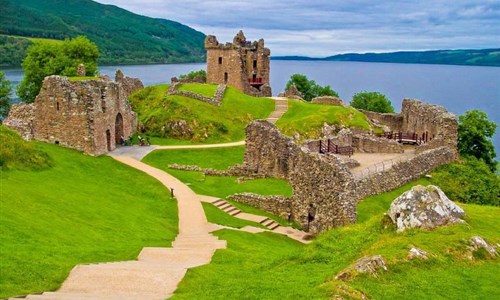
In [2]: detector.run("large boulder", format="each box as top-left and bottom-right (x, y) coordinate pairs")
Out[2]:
(283, 83), (303, 100)
(388, 185), (465, 232)
(335, 255), (388, 281)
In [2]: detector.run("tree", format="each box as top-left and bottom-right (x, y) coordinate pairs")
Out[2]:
(17, 36), (99, 102)
(179, 69), (206, 82)
(350, 91), (395, 113)
(0, 71), (12, 121)
(286, 74), (338, 101)
(458, 109), (497, 172)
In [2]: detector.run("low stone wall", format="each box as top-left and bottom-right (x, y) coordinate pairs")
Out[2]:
(167, 163), (255, 177)
(167, 82), (226, 106)
(361, 110), (403, 132)
(311, 96), (345, 106)
(3, 103), (35, 140)
(227, 193), (291, 219)
(355, 146), (455, 200)
(352, 134), (404, 153)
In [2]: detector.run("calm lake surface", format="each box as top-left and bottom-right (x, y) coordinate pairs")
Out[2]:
(3, 60), (499, 151)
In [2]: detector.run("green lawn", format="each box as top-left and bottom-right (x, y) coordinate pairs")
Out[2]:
(0, 142), (178, 298)
(176, 83), (218, 98)
(275, 99), (372, 140)
(171, 179), (500, 299)
(129, 84), (275, 144)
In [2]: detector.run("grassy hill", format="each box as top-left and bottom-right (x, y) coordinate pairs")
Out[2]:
(170, 178), (500, 299)
(129, 84), (275, 144)
(275, 99), (372, 141)
(0, 126), (178, 298)
(0, 0), (206, 66)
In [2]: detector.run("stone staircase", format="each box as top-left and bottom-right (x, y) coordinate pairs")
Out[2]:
(12, 235), (226, 300)
(259, 217), (281, 230)
(267, 97), (288, 124)
(211, 198), (242, 216)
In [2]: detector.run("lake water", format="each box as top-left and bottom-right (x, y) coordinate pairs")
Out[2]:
(2, 60), (499, 151)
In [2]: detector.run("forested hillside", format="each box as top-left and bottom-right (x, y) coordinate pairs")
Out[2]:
(0, 0), (206, 66)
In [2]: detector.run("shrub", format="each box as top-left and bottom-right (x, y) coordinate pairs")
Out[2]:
(430, 157), (500, 206)
(285, 74), (338, 101)
(350, 91), (395, 113)
(179, 69), (206, 82)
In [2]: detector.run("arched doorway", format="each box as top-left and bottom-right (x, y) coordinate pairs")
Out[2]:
(106, 129), (111, 151)
(115, 113), (124, 144)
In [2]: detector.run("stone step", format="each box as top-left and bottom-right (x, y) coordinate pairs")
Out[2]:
(224, 207), (241, 215)
(138, 247), (213, 262)
(268, 223), (281, 230)
(212, 198), (226, 206)
(58, 265), (186, 297)
(218, 203), (232, 210)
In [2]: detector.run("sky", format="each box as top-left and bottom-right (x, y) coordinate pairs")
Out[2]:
(94, 0), (500, 57)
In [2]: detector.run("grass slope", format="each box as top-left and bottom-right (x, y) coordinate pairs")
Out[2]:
(276, 99), (371, 140)
(202, 202), (265, 229)
(171, 178), (500, 299)
(0, 141), (178, 298)
(130, 84), (275, 144)
(0, 0), (206, 66)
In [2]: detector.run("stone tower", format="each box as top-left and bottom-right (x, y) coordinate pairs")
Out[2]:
(205, 30), (272, 97)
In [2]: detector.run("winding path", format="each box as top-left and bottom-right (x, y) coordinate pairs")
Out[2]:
(12, 97), (297, 299)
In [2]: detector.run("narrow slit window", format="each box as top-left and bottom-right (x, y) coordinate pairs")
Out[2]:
(218, 57), (223, 64)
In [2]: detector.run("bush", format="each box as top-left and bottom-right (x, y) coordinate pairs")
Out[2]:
(0, 125), (53, 171)
(179, 69), (206, 82)
(350, 91), (395, 113)
(285, 74), (338, 101)
(430, 157), (500, 206)
(0, 71), (12, 121)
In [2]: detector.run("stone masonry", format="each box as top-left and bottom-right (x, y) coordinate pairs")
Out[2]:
(4, 71), (143, 155)
(205, 30), (272, 97)
(240, 119), (457, 234)
(244, 120), (358, 234)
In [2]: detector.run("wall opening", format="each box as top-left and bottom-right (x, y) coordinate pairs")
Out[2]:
(115, 113), (124, 144)
(218, 57), (223, 64)
(224, 72), (228, 84)
(56, 102), (60, 111)
(253, 60), (257, 68)
(101, 91), (106, 113)
(106, 129), (111, 151)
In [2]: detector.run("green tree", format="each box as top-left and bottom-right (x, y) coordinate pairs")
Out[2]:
(458, 109), (497, 172)
(17, 36), (99, 103)
(286, 74), (338, 101)
(179, 69), (206, 82)
(350, 91), (395, 113)
(0, 71), (12, 121)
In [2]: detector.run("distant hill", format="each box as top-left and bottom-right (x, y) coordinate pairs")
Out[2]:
(273, 49), (500, 67)
(0, 0), (206, 66)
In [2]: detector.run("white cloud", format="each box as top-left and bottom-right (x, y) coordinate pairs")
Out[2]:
(94, 0), (500, 56)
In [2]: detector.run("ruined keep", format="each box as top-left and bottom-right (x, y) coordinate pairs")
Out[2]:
(205, 30), (272, 97)
(4, 71), (143, 155)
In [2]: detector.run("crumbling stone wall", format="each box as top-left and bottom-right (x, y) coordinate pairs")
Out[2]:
(244, 120), (357, 233)
(311, 96), (345, 106)
(360, 99), (458, 157)
(168, 81), (226, 106)
(227, 193), (291, 219)
(355, 146), (455, 200)
(352, 134), (404, 153)
(205, 31), (271, 97)
(3, 103), (35, 140)
(4, 72), (142, 155)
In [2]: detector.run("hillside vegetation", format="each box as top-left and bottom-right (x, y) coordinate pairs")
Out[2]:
(129, 84), (275, 144)
(171, 179), (500, 299)
(275, 99), (372, 140)
(0, 0), (206, 66)
(0, 138), (178, 298)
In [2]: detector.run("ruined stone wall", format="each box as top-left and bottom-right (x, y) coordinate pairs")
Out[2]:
(205, 31), (271, 97)
(355, 146), (455, 200)
(3, 103), (35, 140)
(400, 99), (458, 156)
(311, 96), (345, 106)
(227, 193), (291, 219)
(361, 110), (403, 132)
(5, 74), (140, 155)
(168, 82), (226, 106)
(115, 69), (144, 98)
(352, 134), (404, 153)
(244, 121), (357, 234)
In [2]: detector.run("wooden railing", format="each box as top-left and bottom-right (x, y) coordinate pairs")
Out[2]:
(376, 131), (429, 145)
(319, 140), (354, 156)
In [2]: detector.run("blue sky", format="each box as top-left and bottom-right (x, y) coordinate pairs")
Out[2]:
(94, 0), (500, 56)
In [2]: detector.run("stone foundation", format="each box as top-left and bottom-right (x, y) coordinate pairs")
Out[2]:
(311, 96), (345, 106)
(167, 82), (226, 106)
(352, 134), (404, 153)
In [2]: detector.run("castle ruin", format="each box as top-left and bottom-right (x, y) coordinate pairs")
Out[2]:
(205, 30), (272, 97)
(4, 70), (143, 155)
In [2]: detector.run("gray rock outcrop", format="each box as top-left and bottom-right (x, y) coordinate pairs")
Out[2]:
(335, 255), (388, 281)
(468, 236), (498, 258)
(388, 185), (465, 232)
